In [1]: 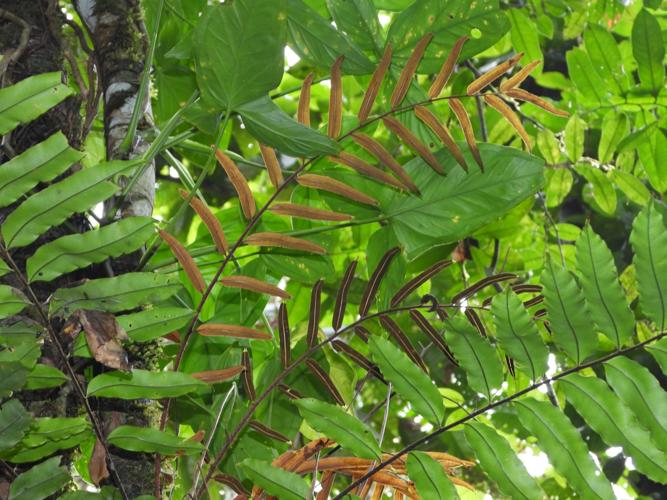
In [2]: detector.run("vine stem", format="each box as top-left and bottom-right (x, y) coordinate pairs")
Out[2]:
(0, 246), (130, 500)
(335, 330), (667, 498)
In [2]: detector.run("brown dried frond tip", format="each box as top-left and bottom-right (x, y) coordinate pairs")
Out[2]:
(197, 323), (272, 340)
(466, 52), (523, 95)
(329, 152), (405, 189)
(259, 144), (284, 188)
(500, 60), (541, 91)
(391, 32), (433, 108)
(429, 35), (468, 98)
(179, 189), (228, 254)
(214, 148), (256, 219)
(159, 229), (206, 293)
(328, 55), (345, 138)
(270, 203), (352, 222)
(448, 98), (483, 169)
(414, 106), (468, 171)
(297, 72), (314, 126)
(484, 94), (532, 151)
(245, 232), (326, 254)
(505, 88), (570, 117)
(358, 43), (393, 122)
(220, 275), (291, 299)
(383, 116), (444, 174)
(297, 173), (379, 206)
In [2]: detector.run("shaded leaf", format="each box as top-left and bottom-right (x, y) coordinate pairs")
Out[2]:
(108, 425), (204, 455)
(8, 456), (68, 500)
(407, 451), (460, 499)
(87, 369), (206, 399)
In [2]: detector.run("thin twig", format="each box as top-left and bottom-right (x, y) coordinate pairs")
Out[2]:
(0, 9), (30, 77)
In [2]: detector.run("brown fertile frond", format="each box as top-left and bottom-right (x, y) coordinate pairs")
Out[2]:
(452, 272), (517, 304)
(307, 279), (324, 348)
(414, 106), (468, 171)
(178, 189), (228, 254)
(512, 284), (543, 294)
(465, 308), (487, 337)
(219, 275), (291, 299)
(241, 349), (255, 400)
(382, 116), (444, 174)
(297, 173), (379, 206)
(484, 94), (532, 151)
(245, 232), (326, 254)
(355, 325), (371, 342)
(466, 52), (523, 95)
(197, 323), (272, 340)
(359, 43), (393, 121)
(249, 420), (290, 443)
(329, 152), (405, 189)
(505, 354), (516, 377)
(259, 144), (284, 188)
(500, 60), (541, 91)
(359, 247), (401, 316)
(278, 384), (303, 400)
(333, 260), (358, 331)
(524, 294), (544, 308)
(448, 98), (483, 169)
(391, 32), (433, 109)
(409, 310), (458, 365)
(278, 303), (290, 368)
(213, 473), (249, 496)
(306, 359), (345, 405)
(371, 484), (385, 500)
(351, 133), (419, 193)
(429, 35), (469, 98)
(505, 88), (570, 117)
(391, 258), (452, 306)
(214, 148), (256, 219)
(380, 315), (427, 372)
(332, 340), (385, 382)
(316, 472), (336, 500)
(191, 366), (245, 383)
(297, 72), (314, 126)
(158, 229), (206, 293)
(329, 55), (345, 138)
(270, 203), (352, 222)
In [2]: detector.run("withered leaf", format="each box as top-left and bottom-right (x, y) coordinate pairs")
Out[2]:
(241, 349), (255, 400)
(505, 88), (570, 117)
(500, 60), (541, 91)
(197, 323), (272, 340)
(76, 309), (130, 371)
(89, 438), (109, 486)
(249, 420), (291, 443)
(391, 259), (452, 306)
(452, 272), (516, 304)
(379, 315), (427, 372)
(191, 366), (245, 383)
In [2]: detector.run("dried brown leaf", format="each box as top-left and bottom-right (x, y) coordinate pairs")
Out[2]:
(466, 52), (523, 95)
(382, 116), (444, 174)
(245, 232), (326, 255)
(316, 472), (336, 500)
(359, 247), (401, 316)
(259, 144), (284, 188)
(380, 315), (427, 372)
(278, 303), (290, 368)
(329, 56), (345, 138)
(391, 258), (452, 306)
(500, 60), (541, 91)
(298, 72), (314, 127)
(448, 98), (483, 169)
(391, 33), (433, 108)
(413, 106), (468, 171)
(179, 189), (228, 254)
(329, 152), (405, 189)
(358, 44), (392, 121)
(333, 259), (357, 331)
(270, 203), (352, 222)
(197, 323), (271, 340)
(220, 275), (291, 299)
(249, 420), (291, 443)
(429, 35), (468, 98)
(191, 366), (245, 383)
(241, 349), (255, 400)
(306, 359), (345, 405)
(214, 148), (256, 219)
(307, 279), (324, 348)
(297, 173), (379, 206)
(89, 439), (109, 486)
(483, 94), (531, 151)
(371, 484), (385, 500)
(505, 88), (570, 117)
(76, 309), (130, 371)
(351, 133), (418, 193)
(159, 229), (206, 293)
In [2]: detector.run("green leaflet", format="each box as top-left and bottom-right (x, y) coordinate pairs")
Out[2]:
(286, 0), (374, 74)
(108, 425), (204, 455)
(583, 25), (627, 95)
(491, 290), (548, 380)
(0, 285), (29, 319)
(597, 112), (628, 163)
(8, 456), (69, 500)
(369, 335), (444, 424)
(445, 316), (503, 400)
(27, 216), (155, 282)
(24, 364), (68, 390)
(647, 337), (667, 374)
(2, 417), (91, 463)
(611, 170), (651, 207)
(514, 397), (614, 500)
(387, 0), (509, 73)
(566, 48), (605, 105)
(406, 451), (460, 500)
(49, 272), (182, 316)
(560, 374), (667, 483)
(326, 0), (384, 54)
(637, 126), (667, 194)
(87, 369), (207, 399)
(0, 362), (29, 398)
(632, 8), (665, 94)
(0, 400), (31, 452)
(576, 164), (616, 216)
(117, 307), (193, 342)
(0, 258), (8, 277)
(237, 96), (340, 157)
(605, 357), (667, 451)
(630, 202), (667, 331)
(540, 259), (597, 363)
(293, 398), (380, 459)
(1, 160), (135, 249)
(464, 422), (542, 500)
(0, 132), (84, 208)
(0, 341), (39, 368)
(0, 73), (73, 135)
(240, 458), (310, 500)
(575, 224), (634, 347)
(563, 115), (586, 161)
(508, 9), (542, 74)
(194, 0), (286, 111)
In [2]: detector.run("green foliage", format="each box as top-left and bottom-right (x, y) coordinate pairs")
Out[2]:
(406, 451), (460, 499)
(108, 426), (204, 455)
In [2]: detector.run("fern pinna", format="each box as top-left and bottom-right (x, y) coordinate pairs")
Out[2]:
(1, 1), (666, 499)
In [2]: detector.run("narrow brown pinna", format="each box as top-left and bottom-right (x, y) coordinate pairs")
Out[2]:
(259, 144), (284, 188)
(307, 279), (324, 348)
(465, 308), (487, 337)
(219, 275), (291, 299)
(270, 203), (352, 222)
(410, 310), (458, 366)
(391, 32), (433, 109)
(466, 52), (523, 95)
(245, 232), (326, 254)
(484, 94), (532, 151)
(358, 44), (393, 121)
(333, 260), (358, 330)
(214, 473), (250, 496)
(351, 133), (418, 193)
(379, 315), (427, 372)
(359, 247), (401, 316)
(500, 60), (541, 91)
(328, 55), (345, 138)
(505, 88), (570, 117)
(197, 323), (272, 340)
(297, 72), (314, 126)
(448, 98), (483, 169)
(249, 420), (290, 443)
(278, 384), (302, 400)
(391, 259), (452, 306)
(316, 472), (337, 500)
(179, 189), (228, 254)
(306, 359), (345, 405)
(158, 229), (206, 293)
(242, 349), (255, 400)
(297, 173), (379, 206)
(329, 152), (404, 189)
(278, 303), (290, 368)
(452, 272), (517, 304)
(191, 366), (245, 383)
(214, 148), (256, 219)
(332, 340), (385, 382)
(382, 116), (444, 174)
(429, 35), (468, 98)
(413, 106), (468, 171)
